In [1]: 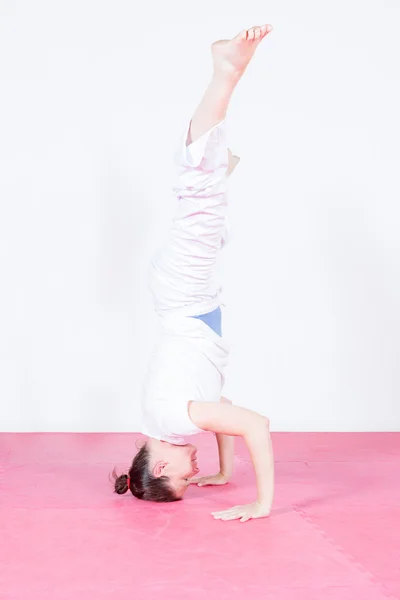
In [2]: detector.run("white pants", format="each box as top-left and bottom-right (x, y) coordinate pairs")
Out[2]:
(148, 120), (230, 319)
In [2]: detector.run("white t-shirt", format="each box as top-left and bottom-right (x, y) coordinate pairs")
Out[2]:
(140, 314), (230, 444)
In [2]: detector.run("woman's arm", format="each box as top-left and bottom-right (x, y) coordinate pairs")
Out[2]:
(216, 429), (235, 481)
(188, 400), (274, 521)
(190, 397), (234, 486)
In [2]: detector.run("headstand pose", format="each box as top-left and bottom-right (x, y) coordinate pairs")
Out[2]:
(114, 24), (274, 522)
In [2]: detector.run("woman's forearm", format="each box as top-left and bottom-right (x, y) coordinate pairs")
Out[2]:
(216, 433), (234, 479)
(243, 417), (274, 509)
(217, 397), (234, 479)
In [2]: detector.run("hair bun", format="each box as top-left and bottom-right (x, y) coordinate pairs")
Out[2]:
(113, 472), (130, 495)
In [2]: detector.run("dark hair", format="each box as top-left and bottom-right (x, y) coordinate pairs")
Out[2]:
(112, 444), (179, 503)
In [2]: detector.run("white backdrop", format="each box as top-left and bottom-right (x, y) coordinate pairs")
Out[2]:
(1, 1), (399, 432)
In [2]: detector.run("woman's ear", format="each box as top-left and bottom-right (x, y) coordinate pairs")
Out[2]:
(153, 461), (167, 478)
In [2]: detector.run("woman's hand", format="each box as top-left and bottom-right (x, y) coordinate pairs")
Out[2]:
(211, 501), (271, 522)
(190, 472), (229, 487)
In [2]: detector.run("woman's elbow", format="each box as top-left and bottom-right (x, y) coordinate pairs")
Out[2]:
(252, 413), (270, 432)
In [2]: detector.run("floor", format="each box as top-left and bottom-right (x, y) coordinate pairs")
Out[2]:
(0, 432), (399, 600)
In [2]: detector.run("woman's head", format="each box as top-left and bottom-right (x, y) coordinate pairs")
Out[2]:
(113, 439), (199, 501)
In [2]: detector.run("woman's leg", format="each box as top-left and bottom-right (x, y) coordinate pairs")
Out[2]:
(189, 24), (272, 143)
(149, 25), (273, 318)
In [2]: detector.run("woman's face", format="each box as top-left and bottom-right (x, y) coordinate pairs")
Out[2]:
(166, 443), (200, 497)
(148, 440), (199, 498)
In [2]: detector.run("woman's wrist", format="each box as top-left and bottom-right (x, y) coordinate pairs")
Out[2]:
(257, 497), (272, 510)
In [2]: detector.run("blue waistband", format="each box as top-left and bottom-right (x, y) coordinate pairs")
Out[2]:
(191, 306), (222, 337)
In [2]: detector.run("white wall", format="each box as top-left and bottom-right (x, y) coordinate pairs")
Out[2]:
(1, 0), (399, 432)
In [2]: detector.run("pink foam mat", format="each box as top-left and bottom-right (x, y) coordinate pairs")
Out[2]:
(0, 432), (399, 600)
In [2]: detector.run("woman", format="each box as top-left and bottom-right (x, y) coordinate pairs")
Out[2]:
(114, 24), (275, 522)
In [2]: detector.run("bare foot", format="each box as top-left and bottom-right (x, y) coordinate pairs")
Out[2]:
(211, 25), (273, 79)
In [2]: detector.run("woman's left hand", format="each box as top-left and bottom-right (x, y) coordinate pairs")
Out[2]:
(189, 472), (229, 487)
